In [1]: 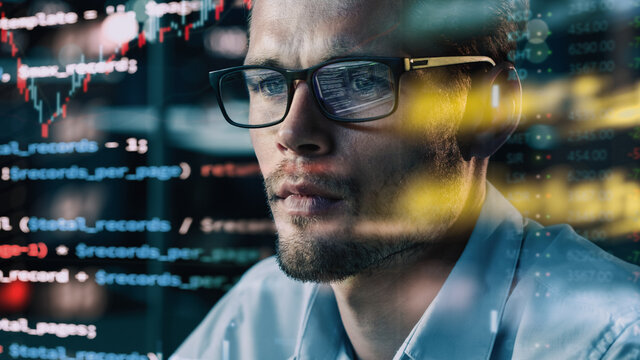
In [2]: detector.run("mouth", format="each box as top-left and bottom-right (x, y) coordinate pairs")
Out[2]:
(273, 181), (345, 216)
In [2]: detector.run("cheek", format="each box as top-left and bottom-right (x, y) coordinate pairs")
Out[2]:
(250, 131), (276, 177)
(349, 135), (422, 184)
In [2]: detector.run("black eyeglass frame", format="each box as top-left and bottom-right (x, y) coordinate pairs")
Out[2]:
(208, 56), (496, 129)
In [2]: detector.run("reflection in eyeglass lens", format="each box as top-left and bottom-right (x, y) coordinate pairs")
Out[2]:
(314, 61), (395, 119)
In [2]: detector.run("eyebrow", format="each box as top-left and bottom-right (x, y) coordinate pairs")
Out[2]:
(244, 51), (360, 69)
(244, 56), (282, 67)
(244, 37), (360, 68)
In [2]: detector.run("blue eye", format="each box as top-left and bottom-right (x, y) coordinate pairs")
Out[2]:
(245, 77), (261, 93)
(259, 77), (286, 96)
(245, 74), (286, 98)
(352, 75), (376, 91)
(349, 73), (390, 99)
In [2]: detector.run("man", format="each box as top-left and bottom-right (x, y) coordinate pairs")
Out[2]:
(172, 0), (640, 359)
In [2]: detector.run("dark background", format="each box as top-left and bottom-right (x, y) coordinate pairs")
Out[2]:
(0, 0), (639, 357)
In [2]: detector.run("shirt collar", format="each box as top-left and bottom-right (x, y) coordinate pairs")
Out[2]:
(293, 183), (524, 360)
(396, 183), (524, 360)
(293, 284), (347, 360)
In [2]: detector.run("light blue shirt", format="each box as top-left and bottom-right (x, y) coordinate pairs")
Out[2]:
(171, 184), (640, 359)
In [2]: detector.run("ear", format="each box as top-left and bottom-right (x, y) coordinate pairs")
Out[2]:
(457, 62), (522, 161)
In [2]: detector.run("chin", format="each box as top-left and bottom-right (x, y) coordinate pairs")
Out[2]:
(272, 214), (357, 282)
(273, 214), (435, 283)
(275, 235), (362, 283)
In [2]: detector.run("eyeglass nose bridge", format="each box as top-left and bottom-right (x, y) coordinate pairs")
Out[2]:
(283, 68), (316, 91)
(284, 67), (314, 79)
(281, 68), (323, 114)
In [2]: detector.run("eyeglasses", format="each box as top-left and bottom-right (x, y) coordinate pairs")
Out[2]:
(209, 56), (496, 128)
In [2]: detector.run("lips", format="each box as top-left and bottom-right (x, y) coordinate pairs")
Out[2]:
(274, 182), (344, 216)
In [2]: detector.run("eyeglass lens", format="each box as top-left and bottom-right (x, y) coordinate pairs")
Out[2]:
(220, 68), (288, 126)
(218, 61), (396, 126)
(313, 61), (395, 120)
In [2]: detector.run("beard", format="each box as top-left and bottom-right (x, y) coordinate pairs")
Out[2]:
(264, 136), (468, 283)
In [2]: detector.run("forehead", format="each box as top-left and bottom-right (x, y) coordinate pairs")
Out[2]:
(246, 0), (403, 68)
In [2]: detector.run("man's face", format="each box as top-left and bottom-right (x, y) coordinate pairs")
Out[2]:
(247, 0), (474, 282)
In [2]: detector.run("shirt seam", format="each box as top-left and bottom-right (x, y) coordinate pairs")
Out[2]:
(403, 193), (525, 360)
(523, 225), (576, 295)
(596, 317), (640, 360)
(293, 283), (320, 359)
(481, 217), (526, 360)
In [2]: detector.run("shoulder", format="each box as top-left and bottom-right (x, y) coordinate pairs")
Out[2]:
(170, 256), (315, 360)
(507, 222), (640, 359)
(520, 222), (640, 309)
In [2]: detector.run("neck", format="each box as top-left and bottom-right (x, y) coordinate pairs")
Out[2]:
(331, 175), (486, 360)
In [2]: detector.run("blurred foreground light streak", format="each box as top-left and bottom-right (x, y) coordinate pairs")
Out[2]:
(521, 76), (640, 132)
(496, 167), (640, 239)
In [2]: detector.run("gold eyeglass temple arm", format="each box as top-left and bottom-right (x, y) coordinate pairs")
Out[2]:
(404, 56), (497, 71)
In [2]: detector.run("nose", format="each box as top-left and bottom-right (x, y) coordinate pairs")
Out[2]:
(276, 81), (333, 157)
